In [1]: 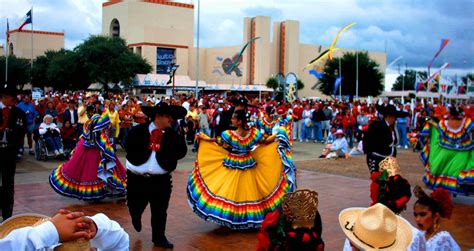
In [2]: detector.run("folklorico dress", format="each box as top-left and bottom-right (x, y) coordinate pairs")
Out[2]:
(187, 125), (296, 230)
(49, 113), (127, 200)
(256, 115), (277, 137)
(420, 118), (474, 194)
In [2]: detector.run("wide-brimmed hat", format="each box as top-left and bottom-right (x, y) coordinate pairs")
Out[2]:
(142, 102), (187, 121)
(0, 84), (19, 97)
(376, 104), (408, 118)
(379, 157), (401, 177)
(339, 203), (412, 251)
(0, 213), (91, 250)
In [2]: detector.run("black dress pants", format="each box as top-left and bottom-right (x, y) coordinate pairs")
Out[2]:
(127, 170), (172, 243)
(0, 147), (16, 220)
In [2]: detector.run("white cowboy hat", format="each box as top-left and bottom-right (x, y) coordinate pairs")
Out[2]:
(339, 203), (412, 251)
(334, 129), (345, 136)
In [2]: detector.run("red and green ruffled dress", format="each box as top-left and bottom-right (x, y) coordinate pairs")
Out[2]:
(420, 118), (474, 194)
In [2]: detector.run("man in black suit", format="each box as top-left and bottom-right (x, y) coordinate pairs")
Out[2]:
(363, 103), (408, 173)
(0, 85), (26, 221)
(124, 102), (187, 249)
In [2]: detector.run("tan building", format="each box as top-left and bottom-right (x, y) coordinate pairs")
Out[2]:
(0, 44), (4, 57)
(103, 0), (386, 98)
(7, 29), (64, 59)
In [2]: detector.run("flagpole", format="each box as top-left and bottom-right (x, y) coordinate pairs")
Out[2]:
(339, 57), (342, 100)
(356, 50), (358, 99)
(30, 6), (34, 92)
(5, 18), (8, 84)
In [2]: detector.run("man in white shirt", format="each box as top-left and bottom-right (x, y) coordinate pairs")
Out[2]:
(124, 102), (187, 249)
(0, 210), (129, 251)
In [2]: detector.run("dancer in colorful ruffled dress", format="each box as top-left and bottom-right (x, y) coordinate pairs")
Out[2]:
(49, 113), (127, 200)
(256, 106), (277, 137)
(420, 106), (474, 195)
(187, 109), (296, 230)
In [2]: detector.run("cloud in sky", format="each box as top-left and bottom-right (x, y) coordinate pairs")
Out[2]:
(1, 0), (473, 72)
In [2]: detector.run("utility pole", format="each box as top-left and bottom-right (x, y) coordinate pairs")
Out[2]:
(194, 0), (200, 98)
(356, 50), (359, 99)
(339, 57), (342, 100)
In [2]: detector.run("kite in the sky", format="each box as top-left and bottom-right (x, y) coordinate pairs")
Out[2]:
(309, 69), (323, 79)
(328, 22), (356, 60)
(304, 48), (340, 70)
(305, 22), (355, 78)
(221, 37), (260, 76)
(428, 39), (449, 74)
(417, 63), (450, 92)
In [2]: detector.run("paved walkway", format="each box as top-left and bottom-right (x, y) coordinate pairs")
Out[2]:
(10, 169), (474, 250)
(7, 142), (474, 250)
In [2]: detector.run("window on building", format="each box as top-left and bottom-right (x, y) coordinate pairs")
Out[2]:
(9, 43), (13, 55)
(110, 19), (120, 38)
(136, 46), (142, 56)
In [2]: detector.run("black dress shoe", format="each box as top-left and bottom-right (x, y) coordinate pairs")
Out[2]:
(154, 239), (174, 249)
(131, 217), (142, 232)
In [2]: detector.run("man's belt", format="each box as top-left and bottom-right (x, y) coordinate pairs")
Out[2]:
(128, 169), (166, 178)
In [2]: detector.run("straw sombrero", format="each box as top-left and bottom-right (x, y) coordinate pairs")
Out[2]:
(339, 203), (412, 251)
(0, 213), (49, 238)
(0, 213), (91, 251)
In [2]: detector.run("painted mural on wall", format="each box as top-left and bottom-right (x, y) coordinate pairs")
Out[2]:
(212, 37), (260, 78)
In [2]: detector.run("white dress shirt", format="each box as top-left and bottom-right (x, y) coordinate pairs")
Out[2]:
(0, 213), (129, 251)
(69, 110), (75, 124)
(126, 122), (167, 175)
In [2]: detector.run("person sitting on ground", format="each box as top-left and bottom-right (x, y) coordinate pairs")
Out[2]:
(60, 120), (77, 152)
(325, 127), (337, 144)
(0, 209), (129, 250)
(319, 129), (348, 159)
(413, 186), (460, 250)
(39, 114), (64, 156)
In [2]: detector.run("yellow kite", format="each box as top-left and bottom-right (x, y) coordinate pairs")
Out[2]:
(328, 22), (356, 60)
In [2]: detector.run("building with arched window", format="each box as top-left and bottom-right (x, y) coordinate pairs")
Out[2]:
(103, 0), (386, 98)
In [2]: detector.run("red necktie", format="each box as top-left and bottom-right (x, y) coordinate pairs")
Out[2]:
(1, 107), (10, 130)
(149, 129), (163, 152)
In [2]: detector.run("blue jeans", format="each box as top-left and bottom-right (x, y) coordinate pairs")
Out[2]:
(346, 127), (354, 149)
(301, 125), (312, 141)
(201, 128), (211, 136)
(312, 122), (323, 142)
(44, 136), (62, 151)
(397, 123), (408, 147)
(121, 127), (131, 146)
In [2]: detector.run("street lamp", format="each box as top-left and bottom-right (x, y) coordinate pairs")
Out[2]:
(167, 64), (179, 97)
(195, 0), (200, 98)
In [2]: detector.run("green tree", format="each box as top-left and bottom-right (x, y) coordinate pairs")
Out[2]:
(266, 76), (279, 90)
(392, 69), (427, 91)
(296, 79), (304, 90)
(47, 49), (88, 91)
(0, 56), (31, 90)
(317, 51), (384, 98)
(74, 35), (152, 90)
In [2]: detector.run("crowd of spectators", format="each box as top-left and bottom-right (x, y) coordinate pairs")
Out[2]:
(11, 90), (474, 160)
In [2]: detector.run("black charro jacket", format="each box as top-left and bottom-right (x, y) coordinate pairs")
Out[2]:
(124, 122), (187, 172)
(363, 119), (398, 157)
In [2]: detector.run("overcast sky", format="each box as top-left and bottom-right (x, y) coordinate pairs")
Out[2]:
(1, 0), (473, 75)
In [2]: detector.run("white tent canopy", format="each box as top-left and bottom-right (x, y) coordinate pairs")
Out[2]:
(134, 74), (273, 92)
